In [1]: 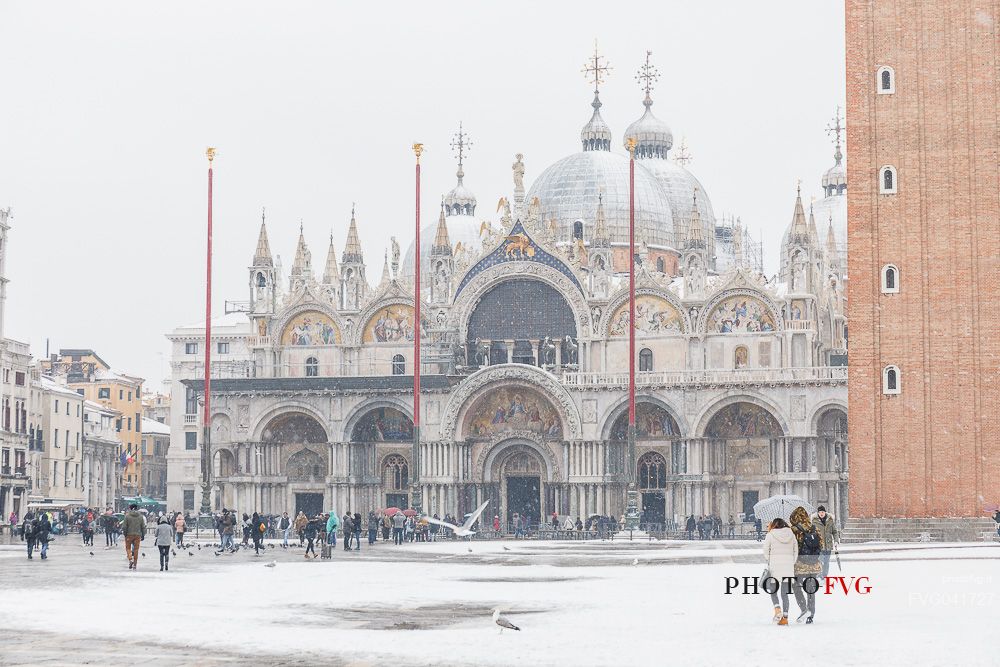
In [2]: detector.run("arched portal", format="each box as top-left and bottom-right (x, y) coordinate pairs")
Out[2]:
(258, 413), (328, 518)
(703, 401), (783, 521)
(381, 454), (410, 509)
(637, 451), (668, 526)
(488, 444), (546, 527)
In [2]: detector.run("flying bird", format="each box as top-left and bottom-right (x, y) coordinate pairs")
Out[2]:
(422, 500), (490, 538)
(265, 560), (277, 568)
(492, 609), (520, 633)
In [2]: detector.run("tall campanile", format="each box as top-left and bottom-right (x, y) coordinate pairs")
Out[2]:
(846, 1), (999, 519)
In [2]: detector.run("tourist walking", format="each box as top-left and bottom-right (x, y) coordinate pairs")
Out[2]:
(368, 512), (379, 545)
(219, 509), (236, 552)
(303, 515), (319, 559)
(122, 504), (146, 570)
(342, 513), (354, 551)
(279, 512), (291, 547)
(102, 509), (118, 548)
(23, 513), (37, 559)
(352, 512), (362, 551)
(728, 515), (736, 539)
(762, 518), (797, 625)
(325, 511), (339, 549)
(405, 515), (415, 542)
(36, 513), (52, 560)
(241, 513), (251, 546)
(381, 513), (391, 541)
(811, 505), (839, 578)
(174, 513), (186, 546)
(251, 512), (265, 555)
(686, 515), (696, 540)
(392, 511), (406, 545)
(154, 516), (173, 571)
(294, 511), (308, 546)
(789, 506), (824, 623)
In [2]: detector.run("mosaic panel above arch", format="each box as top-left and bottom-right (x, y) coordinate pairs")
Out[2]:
(705, 402), (783, 439)
(463, 386), (562, 440)
(351, 407), (413, 442)
(705, 295), (777, 334)
(362, 304), (420, 343)
(280, 310), (341, 346)
(261, 412), (328, 444)
(608, 294), (684, 337)
(610, 403), (681, 441)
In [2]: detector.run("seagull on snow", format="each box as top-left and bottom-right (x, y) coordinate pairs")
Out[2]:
(492, 608), (520, 633)
(422, 500), (490, 538)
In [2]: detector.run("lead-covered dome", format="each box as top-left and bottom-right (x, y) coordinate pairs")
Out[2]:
(637, 157), (716, 262)
(526, 150), (675, 248)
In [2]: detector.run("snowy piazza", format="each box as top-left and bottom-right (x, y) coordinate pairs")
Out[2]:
(0, 3), (998, 666)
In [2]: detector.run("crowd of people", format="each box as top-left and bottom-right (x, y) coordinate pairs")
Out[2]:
(684, 514), (746, 540)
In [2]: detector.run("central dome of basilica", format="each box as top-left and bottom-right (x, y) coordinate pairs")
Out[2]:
(526, 148), (675, 248)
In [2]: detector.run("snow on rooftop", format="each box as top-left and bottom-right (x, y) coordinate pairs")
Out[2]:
(174, 311), (252, 334)
(141, 417), (170, 435)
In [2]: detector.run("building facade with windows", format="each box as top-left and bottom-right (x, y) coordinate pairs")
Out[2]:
(140, 417), (169, 500)
(41, 350), (144, 496)
(81, 400), (120, 509)
(0, 207), (34, 522)
(31, 375), (86, 504)
(846, 0), (999, 519)
(167, 60), (848, 527)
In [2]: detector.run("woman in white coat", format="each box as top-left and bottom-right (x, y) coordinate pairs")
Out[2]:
(762, 518), (798, 624)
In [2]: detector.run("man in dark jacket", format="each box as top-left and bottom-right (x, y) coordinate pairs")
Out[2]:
(685, 515), (696, 540)
(352, 512), (362, 551)
(811, 505), (839, 578)
(219, 510), (235, 552)
(122, 504), (146, 570)
(342, 514), (354, 551)
(36, 514), (52, 560)
(23, 513), (37, 559)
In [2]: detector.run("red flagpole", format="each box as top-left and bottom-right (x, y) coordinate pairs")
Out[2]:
(626, 137), (638, 529)
(412, 142), (423, 514)
(201, 147), (215, 517)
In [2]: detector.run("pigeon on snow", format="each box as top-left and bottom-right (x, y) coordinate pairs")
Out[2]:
(265, 560), (277, 568)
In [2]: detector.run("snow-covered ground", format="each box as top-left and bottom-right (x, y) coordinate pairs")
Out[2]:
(0, 538), (996, 666)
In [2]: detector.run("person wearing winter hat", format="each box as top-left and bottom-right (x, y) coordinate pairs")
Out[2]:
(154, 516), (173, 571)
(762, 518), (798, 625)
(789, 505), (824, 623)
(810, 505), (839, 579)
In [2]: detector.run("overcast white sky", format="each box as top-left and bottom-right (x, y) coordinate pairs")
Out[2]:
(0, 1), (845, 387)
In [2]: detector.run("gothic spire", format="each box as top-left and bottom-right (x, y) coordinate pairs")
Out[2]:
(378, 250), (392, 288)
(432, 199), (452, 256)
(323, 232), (340, 284)
(253, 207), (273, 267)
(342, 204), (364, 264)
(290, 220), (312, 279)
(789, 183), (809, 243)
(684, 189), (705, 248)
(592, 191), (610, 247)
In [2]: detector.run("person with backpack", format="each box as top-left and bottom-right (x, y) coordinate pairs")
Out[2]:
(789, 505), (824, 624)
(22, 512), (37, 559)
(250, 512), (266, 555)
(36, 513), (52, 560)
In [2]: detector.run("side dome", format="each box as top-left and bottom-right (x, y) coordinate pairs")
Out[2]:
(526, 150), (674, 249)
(636, 158), (716, 260)
(623, 105), (673, 159)
(401, 214), (482, 280)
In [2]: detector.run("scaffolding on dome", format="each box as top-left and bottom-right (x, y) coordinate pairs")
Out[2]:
(714, 213), (763, 274)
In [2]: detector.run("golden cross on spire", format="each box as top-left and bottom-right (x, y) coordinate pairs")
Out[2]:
(581, 39), (612, 92)
(450, 122), (472, 167)
(635, 50), (659, 100)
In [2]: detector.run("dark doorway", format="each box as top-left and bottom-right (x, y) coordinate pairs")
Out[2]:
(506, 476), (540, 525)
(295, 492), (324, 518)
(742, 490), (759, 521)
(641, 492), (665, 525)
(385, 493), (408, 510)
